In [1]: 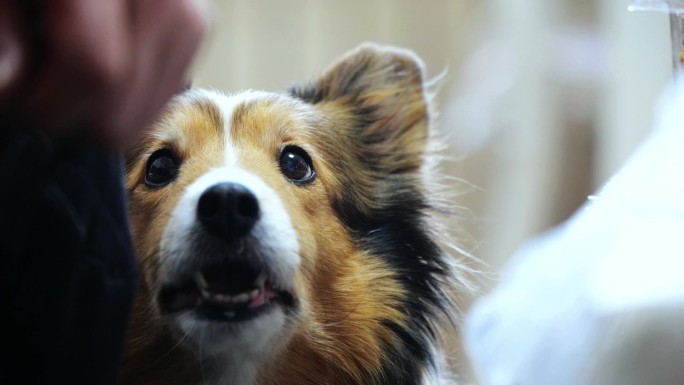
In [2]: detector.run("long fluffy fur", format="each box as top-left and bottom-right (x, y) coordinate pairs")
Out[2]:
(122, 43), (470, 385)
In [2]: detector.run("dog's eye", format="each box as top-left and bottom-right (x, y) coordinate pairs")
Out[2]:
(145, 149), (180, 187)
(279, 146), (315, 185)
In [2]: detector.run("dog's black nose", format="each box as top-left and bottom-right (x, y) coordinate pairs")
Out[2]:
(197, 183), (260, 241)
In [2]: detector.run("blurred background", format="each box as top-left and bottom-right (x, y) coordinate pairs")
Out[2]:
(191, 0), (672, 377)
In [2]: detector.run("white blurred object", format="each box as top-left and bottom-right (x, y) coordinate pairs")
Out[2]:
(629, 0), (684, 12)
(464, 79), (684, 384)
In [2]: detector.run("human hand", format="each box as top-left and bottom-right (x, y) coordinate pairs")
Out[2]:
(0, 0), (209, 146)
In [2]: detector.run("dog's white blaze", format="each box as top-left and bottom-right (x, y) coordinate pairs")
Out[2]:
(157, 91), (301, 385)
(174, 89), (273, 166)
(211, 89), (272, 166)
(161, 89), (300, 286)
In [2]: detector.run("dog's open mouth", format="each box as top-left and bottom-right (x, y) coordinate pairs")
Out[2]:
(159, 261), (295, 322)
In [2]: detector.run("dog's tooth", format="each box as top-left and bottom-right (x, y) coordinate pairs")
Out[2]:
(213, 293), (225, 302)
(234, 292), (250, 303)
(193, 272), (208, 289)
(249, 288), (259, 300)
(222, 295), (235, 304)
(223, 311), (235, 318)
(201, 290), (210, 299)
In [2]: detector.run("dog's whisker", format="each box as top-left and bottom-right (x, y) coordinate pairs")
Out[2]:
(141, 332), (192, 372)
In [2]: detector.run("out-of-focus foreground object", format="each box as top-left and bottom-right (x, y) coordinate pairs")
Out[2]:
(464, 5), (684, 379)
(465, 78), (684, 385)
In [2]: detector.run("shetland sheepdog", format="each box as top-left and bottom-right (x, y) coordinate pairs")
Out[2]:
(122, 43), (467, 385)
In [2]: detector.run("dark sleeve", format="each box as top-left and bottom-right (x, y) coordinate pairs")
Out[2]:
(0, 129), (137, 385)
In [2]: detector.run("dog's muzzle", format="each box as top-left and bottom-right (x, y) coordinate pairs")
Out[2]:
(158, 182), (296, 322)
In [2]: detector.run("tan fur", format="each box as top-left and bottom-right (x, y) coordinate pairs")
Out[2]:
(124, 99), (227, 384)
(123, 44), (459, 385)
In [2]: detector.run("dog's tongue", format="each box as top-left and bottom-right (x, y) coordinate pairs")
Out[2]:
(201, 262), (259, 294)
(247, 284), (277, 308)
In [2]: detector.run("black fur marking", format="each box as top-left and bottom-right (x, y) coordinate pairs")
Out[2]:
(332, 190), (449, 385)
(380, 320), (430, 385)
(289, 84), (324, 104)
(334, 59), (372, 99)
(289, 59), (374, 105)
(290, 47), (445, 384)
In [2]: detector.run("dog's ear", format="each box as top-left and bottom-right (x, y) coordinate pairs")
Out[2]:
(290, 43), (431, 175)
(291, 44), (434, 230)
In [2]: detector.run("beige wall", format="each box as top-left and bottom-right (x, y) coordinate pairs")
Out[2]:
(192, 0), (672, 283)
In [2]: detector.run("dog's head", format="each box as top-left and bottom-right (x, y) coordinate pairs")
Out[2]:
(123, 44), (460, 385)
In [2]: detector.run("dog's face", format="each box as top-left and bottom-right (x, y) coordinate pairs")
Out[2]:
(124, 44), (456, 385)
(127, 90), (317, 360)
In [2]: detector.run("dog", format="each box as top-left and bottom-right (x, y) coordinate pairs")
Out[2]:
(122, 43), (468, 385)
